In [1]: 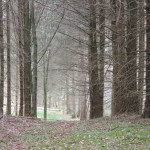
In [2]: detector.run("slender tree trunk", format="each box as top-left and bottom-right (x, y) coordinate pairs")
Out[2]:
(88, 0), (102, 119)
(77, 91), (81, 118)
(43, 55), (47, 120)
(72, 70), (76, 118)
(23, 0), (31, 116)
(138, 0), (145, 115)
(43, 45), (52, 120)
(31, 0), (38, 118)
(80, 92), (87, 120)
(111, 0), (127, 115)
(126, 0), (139, 114)
(16, 64), (18, 116)
(99, 0), (105, 117)
(80, 54), (87, 120)
(117, 0), (127, 114)
(143, 0), (150, 118)
(28, 2), (32, 115)
(111, 0), (119, 115)
(43, 45), (51, 120)
(18, 0), (24, 116)
(0, 0), (4, 116)
(44, 80), (47, 120)
(66, 75), (70, 114)
(49, 96), (51, 109)
(6, 0), (11, 116)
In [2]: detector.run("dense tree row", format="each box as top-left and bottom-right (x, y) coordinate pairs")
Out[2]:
(0, 0), (150, 120)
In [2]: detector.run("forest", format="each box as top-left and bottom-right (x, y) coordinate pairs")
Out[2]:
(0, 0), (150, 149)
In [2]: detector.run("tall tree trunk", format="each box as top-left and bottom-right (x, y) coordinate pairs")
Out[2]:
(111, 0), (127, 115)
(0, 0), (4, 116)
(117, 0), (127, 114)
(80, 54), (87, 120)
(138, 0), (145, 115)
(111, 0), (119, 115)
(99, 0), (105, 117)
(126, 0), (139, 114)
(72, 70), (76, 118)
(88, 0), (102, 119)
(18, 0), (24, 116)
(143, 0), (150, 118)
(66, 75), (70, 114)
(6, 0), (11, 116)
(43, 46), (51, 120)
(16, 64), (18, 116)
(31, 0), (38, 118)
(77, 91), (81, 118)
(80, 92), (87, 120)
(43, 55), (47, 120)
(23, 0), (31, 116)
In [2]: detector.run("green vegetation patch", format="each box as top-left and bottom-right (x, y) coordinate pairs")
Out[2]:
(0, 140), (8, 144)
(37, 110), (69, 121)
(20, 119), (150, 149)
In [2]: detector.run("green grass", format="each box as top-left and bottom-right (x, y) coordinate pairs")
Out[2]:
(37, 110), (62, 121)
(0, 139), (8, 148)
(0, 140), (8, 144)
(37, 110), (71, 121)
(37, 109), (111, 121)
(21, 119), (150, 149)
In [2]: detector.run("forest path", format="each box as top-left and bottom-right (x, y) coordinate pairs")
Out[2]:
(0, 116), (150, 150)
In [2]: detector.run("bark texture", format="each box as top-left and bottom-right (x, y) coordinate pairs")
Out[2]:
(23, 0), (31, 116)
(31, 0), (38, 118)
(0, 0), (4, 116)
(111, 0), (119, 115)
(88, 0), (102, 119)
(143, 0), (150, 118)
(99, 0), (105, 117)
(18, 0), (24, 116)
(111, 0), (127, 115)
(126, 0), (139, 114)
(138, 0), (145, 114)
(6, 0), (11, 115)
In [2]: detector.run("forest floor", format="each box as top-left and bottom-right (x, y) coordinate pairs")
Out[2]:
(0, 115), (150, 150)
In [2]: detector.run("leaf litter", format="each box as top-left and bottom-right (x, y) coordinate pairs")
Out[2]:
(0, 115), (149, 150)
